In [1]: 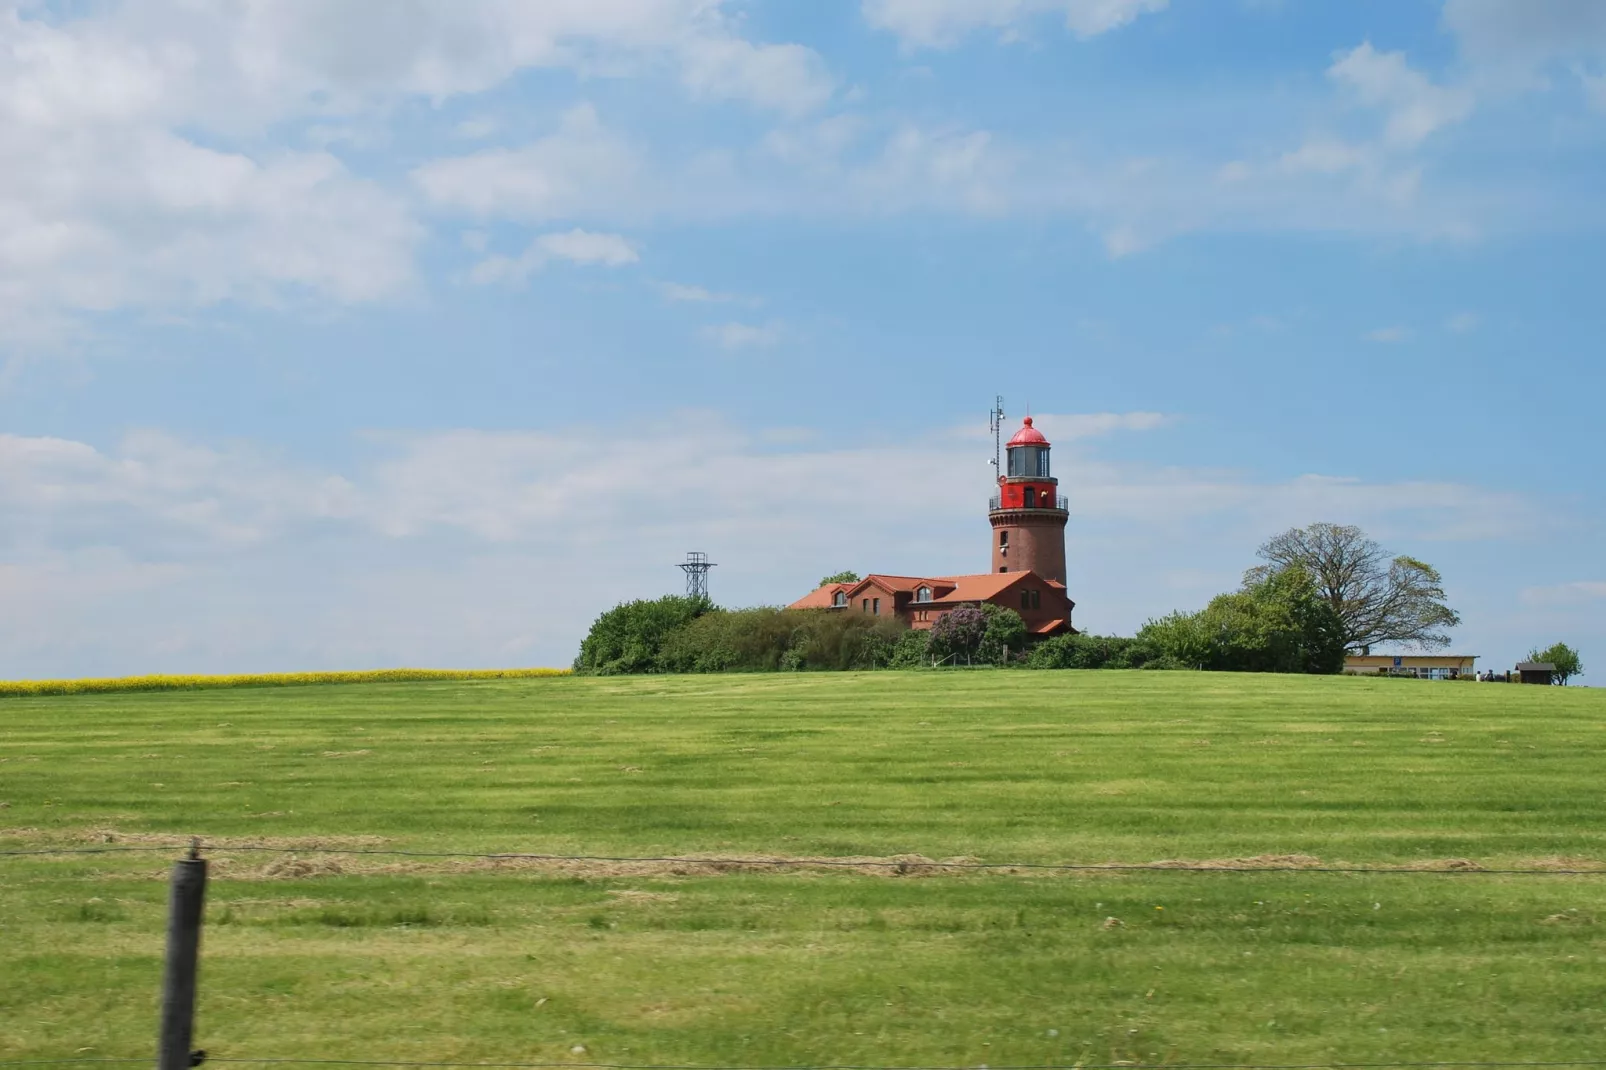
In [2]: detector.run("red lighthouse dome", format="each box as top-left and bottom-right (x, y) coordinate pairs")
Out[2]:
(1006, 416), (1049, 447)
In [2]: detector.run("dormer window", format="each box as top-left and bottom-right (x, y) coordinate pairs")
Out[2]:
(832, 591), (847, 607)
(916, 586), (932, 602)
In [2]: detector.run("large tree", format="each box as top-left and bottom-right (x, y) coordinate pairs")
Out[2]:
(1247, 522), (1459, 653)
(1529, 642), (1584, 686)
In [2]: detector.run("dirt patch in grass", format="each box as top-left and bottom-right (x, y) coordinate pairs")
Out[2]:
(189, 850), (1606, 881)
(10, 828), (1606, 878)
(0, 826), (392, 851)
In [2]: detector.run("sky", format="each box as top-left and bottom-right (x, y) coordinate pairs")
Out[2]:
(1, 0), (1603, 678)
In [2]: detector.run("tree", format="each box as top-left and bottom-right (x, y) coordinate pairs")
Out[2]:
(1529, 642), (1584, 686)
(977, 604), (1027, 664)
(928, 606), (987, 664)
(1137, 567), (1345, 674)
(574, 594), (713, 674)
(1248, 522), (1459, 652)
(818, 570), (860, 588)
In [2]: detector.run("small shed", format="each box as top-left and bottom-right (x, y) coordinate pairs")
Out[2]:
(1516, 662), (1556, 685)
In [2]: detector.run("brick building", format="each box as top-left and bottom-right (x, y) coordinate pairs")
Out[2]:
(788, 416), (1075, 637)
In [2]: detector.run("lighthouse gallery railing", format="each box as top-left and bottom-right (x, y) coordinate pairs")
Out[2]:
(989, 494), (1068, 512)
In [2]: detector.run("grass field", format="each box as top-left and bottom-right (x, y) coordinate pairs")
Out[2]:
(4, 671), (1606, 1066)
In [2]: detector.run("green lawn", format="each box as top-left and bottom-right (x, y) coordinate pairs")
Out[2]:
(3, 671), (1605, 1065)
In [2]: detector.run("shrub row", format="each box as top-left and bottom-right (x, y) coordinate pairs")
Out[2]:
(577, 566), (1344, 676)
(574, 597), (1035, 674)
(575, 597), (931, 674)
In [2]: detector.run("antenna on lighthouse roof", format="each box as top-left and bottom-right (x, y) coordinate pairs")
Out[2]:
(988, 396), (1006, 479)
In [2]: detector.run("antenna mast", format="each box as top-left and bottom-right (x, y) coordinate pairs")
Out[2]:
(988, 395), (1006, 480)
(679, 551), (716, 600)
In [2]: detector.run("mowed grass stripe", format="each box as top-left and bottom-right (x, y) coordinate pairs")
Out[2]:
(3, 870), (1605, 1065)
(3, 672), (1603, 864)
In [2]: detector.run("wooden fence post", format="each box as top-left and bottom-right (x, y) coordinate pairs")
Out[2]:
(157, 840), (208, 1070)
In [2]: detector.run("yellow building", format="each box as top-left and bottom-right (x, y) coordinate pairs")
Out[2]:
(1343, 654), (1478, 680)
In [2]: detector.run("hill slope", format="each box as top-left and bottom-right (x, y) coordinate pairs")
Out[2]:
(4, 672), (1605, 1065)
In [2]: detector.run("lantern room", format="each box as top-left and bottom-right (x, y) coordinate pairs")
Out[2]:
(1005, 416), (1051, 478)
(992, 417), (1062, 512)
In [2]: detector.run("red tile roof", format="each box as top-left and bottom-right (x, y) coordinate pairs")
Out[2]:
(788, 570), (1062, 614)
(788, 582), (854, 610)
(927, 571), (1030, 604)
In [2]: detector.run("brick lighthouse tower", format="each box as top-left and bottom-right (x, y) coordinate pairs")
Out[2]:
(989, 416), (1068, 583)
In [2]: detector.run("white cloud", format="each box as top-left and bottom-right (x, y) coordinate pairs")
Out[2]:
(1445, 311), (1481, 333)
(1522, 580), (1606, 605)
(469, 229), (640, 286)
(78, 0), (831, 121)
(455, 117), (501, 139)
(676, 34), (834, 115)
(1443, 0), (1606, 79)
(1328, 43), (1475, 148)
(1101, 226), (1149, 258)
(863, 0), (1168, 49)
(0, 6), (423, 341)
(1216, 160), (1253, 184)
(414, 104), (642, 222)
(658, 282), (741, 303)
(1279, 138), (1374, 175)
(1365, 326), (1411, 343)
(536, 229), (640, 265)
(1040, 412), (1172, 439)
(0, 2), (830, 343)
(700, 321), (783, 350)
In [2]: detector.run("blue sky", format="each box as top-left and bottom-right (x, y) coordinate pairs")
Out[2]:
(1, 0), (1602, 677)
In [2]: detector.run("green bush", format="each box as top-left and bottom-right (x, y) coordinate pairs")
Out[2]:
(886, 628), (932, 668)
(658, 608), (800, 673)
(1138, 567), (1345, 674)
(978, 604), (1028, 665)
(652, 606), (911, 673)
(1025, 633), (1161, 669)
(574, 595), (714, 675)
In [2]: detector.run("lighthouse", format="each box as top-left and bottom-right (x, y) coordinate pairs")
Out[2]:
(989, 416), (1068, 583)
(789, 406), (1074, 638)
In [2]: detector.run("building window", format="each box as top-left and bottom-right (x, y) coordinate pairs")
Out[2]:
(999, 566), (1008, 573)
(1038, 452), (1051, 477)
(862, 598), (869, 612)
(917, 586), (932, 602)
(1024, 487), (1037, 507)
(1031, 590), (1040, 609)
(832, 591), (846, 607)
(872, 597), (880, 615)
(999, 530), (1009, 547)
(1020, 590), (1031, 610)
